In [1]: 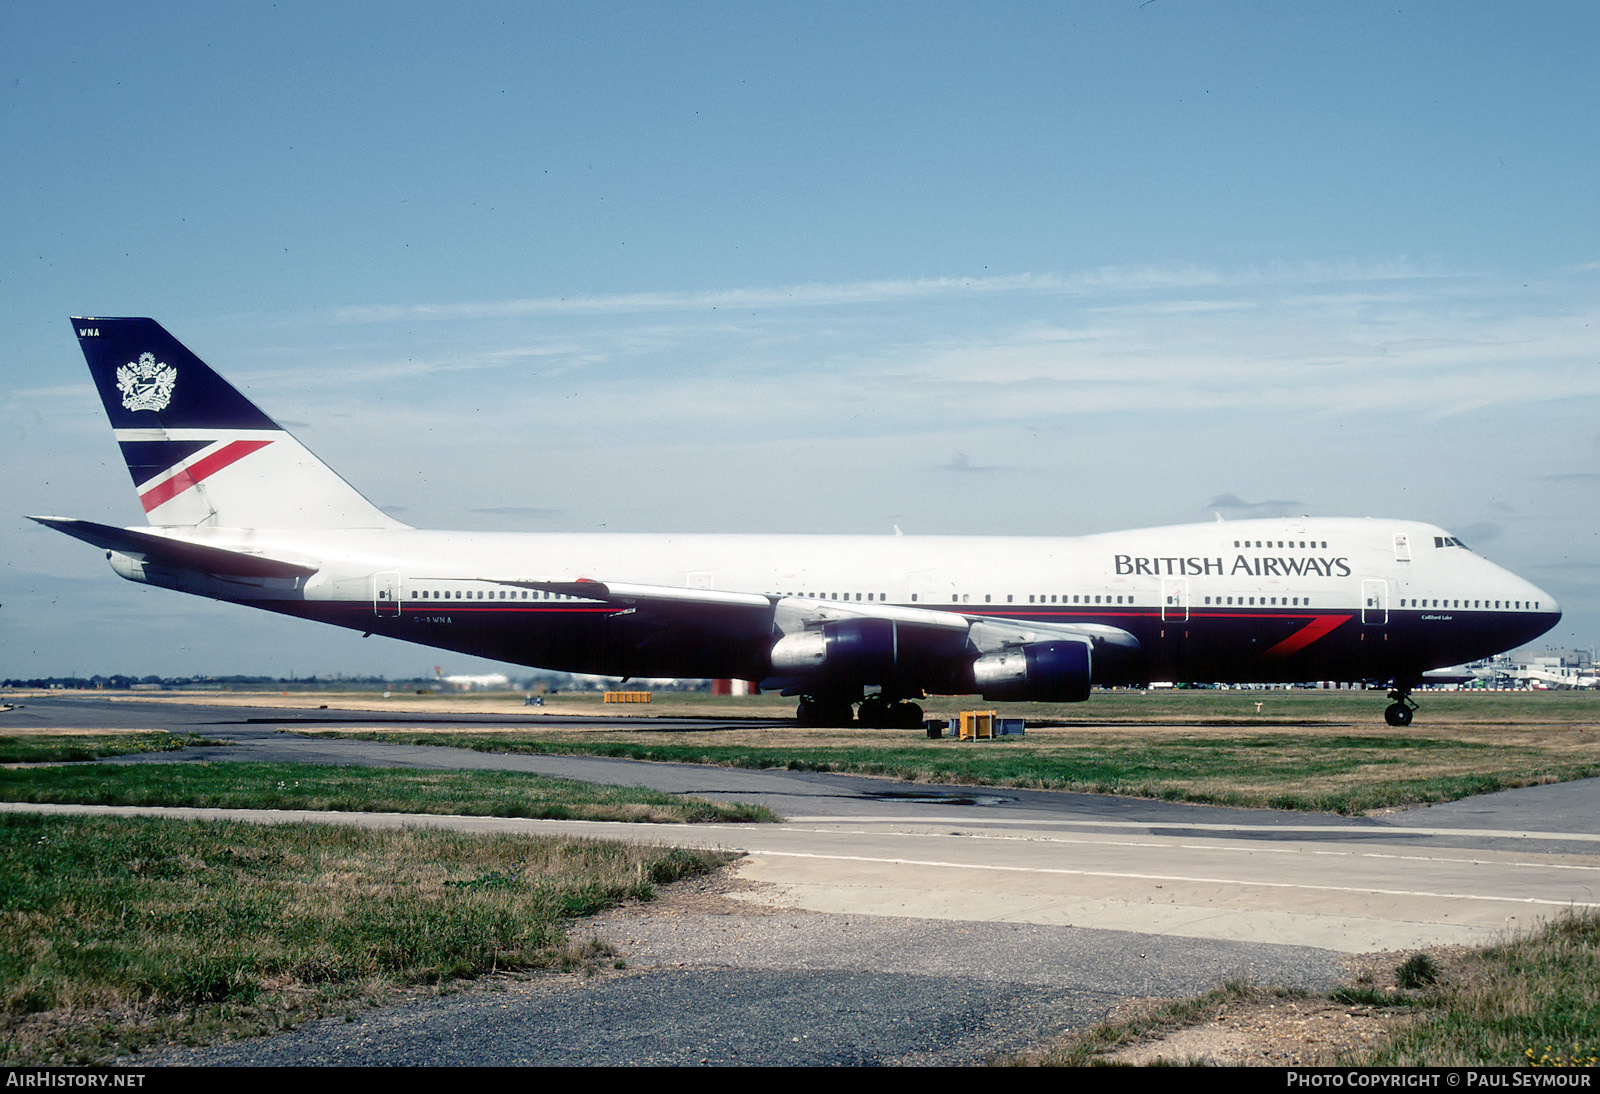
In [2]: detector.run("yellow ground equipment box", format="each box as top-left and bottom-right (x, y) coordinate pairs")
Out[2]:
(958, 710), (997, 739)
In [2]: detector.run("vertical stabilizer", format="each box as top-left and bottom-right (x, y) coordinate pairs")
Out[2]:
(70, 317), (408, 530)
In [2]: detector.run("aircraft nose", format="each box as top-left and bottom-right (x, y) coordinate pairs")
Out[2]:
(1542, 589), (1562, 622)
(1519, 577), (1562, 643)
(1525, 575), (1561, 619)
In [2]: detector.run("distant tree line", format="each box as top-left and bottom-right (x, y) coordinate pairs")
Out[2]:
(4, 673), (717, 692)
(1, 674), (431, 690)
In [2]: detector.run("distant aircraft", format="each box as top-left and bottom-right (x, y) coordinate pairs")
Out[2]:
(35, 318), (1561, 728)
(437, 670), (512, 691)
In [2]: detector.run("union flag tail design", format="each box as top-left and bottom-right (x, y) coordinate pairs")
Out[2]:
(70, 317), (408, 530)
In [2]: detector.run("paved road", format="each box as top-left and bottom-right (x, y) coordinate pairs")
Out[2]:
(7, 694), (1600, 1065)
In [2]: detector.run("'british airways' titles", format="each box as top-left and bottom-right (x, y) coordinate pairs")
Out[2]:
(1115, 554), (1353, 578)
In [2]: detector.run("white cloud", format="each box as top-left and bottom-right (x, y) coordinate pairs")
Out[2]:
(329, 260), (1449, 324)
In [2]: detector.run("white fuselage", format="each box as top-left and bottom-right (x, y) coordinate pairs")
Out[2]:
(114, 515), (1558, 688)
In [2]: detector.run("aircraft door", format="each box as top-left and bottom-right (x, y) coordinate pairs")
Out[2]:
(1161, 577), (1189, 622)
(373, 571), (402, 616)
(1361, 578), (1388, 625)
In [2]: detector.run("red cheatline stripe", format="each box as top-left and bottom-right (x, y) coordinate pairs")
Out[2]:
(1263, 614), (1352, 658)
(139, 439), (273, 512)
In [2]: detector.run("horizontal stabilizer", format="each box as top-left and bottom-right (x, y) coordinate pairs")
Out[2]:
(29, 517), (319, 579)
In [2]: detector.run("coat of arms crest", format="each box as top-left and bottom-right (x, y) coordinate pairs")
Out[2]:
(116, 353), (178, 413)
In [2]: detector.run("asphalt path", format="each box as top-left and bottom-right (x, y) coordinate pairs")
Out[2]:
(6, 694), (1600, 1066)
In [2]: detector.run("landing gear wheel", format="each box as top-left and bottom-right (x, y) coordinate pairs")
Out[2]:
(796, 697), (855, 727)
(819, 701), (855, 727)
(1384, 681), (1418, 727)
(891, 701), (924, 729)
(856, 695), (892, 728)
(855, 696), (925, 729)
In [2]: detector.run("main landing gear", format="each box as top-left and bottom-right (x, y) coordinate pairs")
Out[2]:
(795, 695), (856, 728)
(1384, 682), (1418, 727)
(794, 692), (925, 728)
(856, 693), (925, 729)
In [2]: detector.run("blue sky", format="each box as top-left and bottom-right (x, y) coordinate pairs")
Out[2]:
(4, 1), (1598, 678)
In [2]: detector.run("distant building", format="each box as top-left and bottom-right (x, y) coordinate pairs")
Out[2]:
(1467, 648), (1597, 689)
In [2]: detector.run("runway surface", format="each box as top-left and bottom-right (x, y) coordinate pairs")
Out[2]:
(6, 694), (1599, 1065)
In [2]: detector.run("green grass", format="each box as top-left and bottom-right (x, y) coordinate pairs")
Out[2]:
(0, 813), (731, 1064)
(0, 761), (776, 824)
(1004, 911), (1600, 1067)
(303, 728), (1600, 814)
(1342, 912), (1600, 1067)
(0, 732), (217, 764)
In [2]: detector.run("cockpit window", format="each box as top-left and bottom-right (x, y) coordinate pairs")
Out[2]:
(1433, 536), (1469, 549)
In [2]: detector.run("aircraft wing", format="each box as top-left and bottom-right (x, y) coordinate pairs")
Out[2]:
(492, 576), (1136, 654)
(497, 577), (974, 632)
(507, 578), (775, 613)
(29, 517), (320, 579)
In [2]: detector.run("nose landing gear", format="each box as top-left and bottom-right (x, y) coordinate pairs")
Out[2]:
(1384, 681), (1418, 727)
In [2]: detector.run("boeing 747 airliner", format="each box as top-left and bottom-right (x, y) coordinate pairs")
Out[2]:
(34, 318), (1561, 727)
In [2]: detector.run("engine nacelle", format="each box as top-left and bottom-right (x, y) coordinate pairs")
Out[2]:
(972, 639), (1092, 703)
(768, 617), (897, 684)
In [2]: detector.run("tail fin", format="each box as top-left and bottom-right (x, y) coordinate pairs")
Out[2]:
(70, 317), (408, 530)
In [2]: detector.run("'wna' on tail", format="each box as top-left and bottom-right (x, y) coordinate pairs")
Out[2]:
(70, 317), (407, 530)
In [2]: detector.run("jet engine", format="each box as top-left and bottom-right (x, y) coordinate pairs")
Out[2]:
(971, 639), (1093, 702)
(768, 617), (896, 684)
